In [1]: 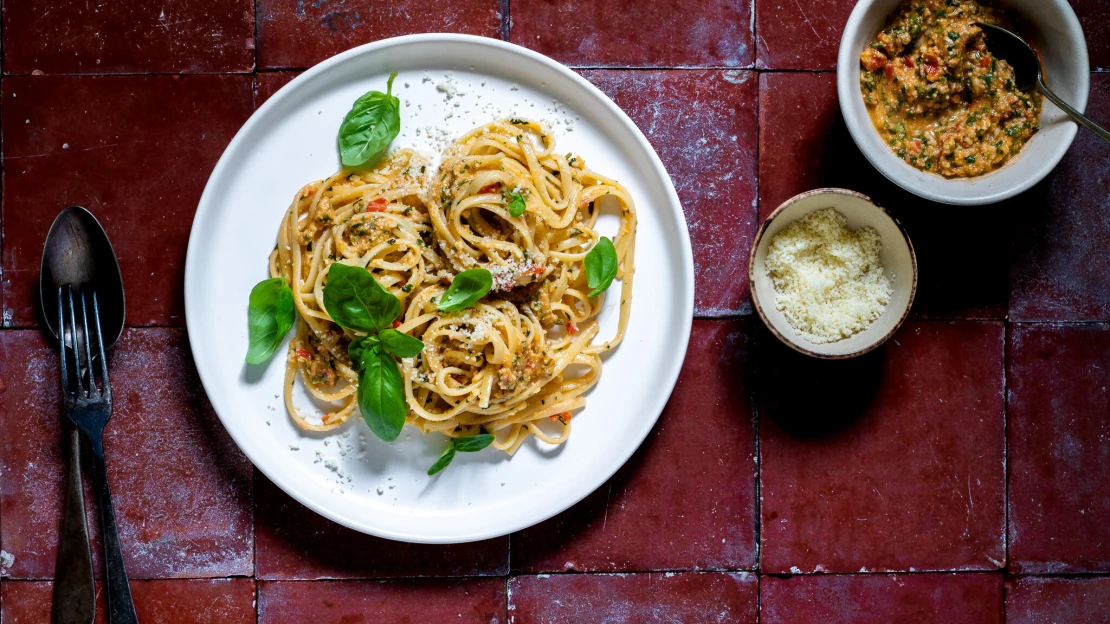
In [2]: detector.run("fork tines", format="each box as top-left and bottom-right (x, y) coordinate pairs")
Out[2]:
(58, 284), (112, 403)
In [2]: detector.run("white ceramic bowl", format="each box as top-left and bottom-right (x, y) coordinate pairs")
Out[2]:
(838, 0), (1089, 205)
(749, 189), (917, 359)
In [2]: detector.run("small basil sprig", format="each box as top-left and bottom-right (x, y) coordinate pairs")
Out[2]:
(437, 268), (493, 312)
(505, 188), (527, 218)
(427, 433), (495, 475)
(323, 262), (423, 442)
(338, 72), (401, 168)
(246, 278), (295, 364)
(585, 236), (618, 297)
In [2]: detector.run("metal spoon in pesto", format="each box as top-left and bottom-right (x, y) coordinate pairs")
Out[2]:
(977, 22), (1110, 144)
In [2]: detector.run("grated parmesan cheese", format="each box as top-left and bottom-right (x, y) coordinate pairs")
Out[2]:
(764, 208), (892, 344)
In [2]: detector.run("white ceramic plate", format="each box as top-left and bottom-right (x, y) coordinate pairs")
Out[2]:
(184, 34), (693, 543)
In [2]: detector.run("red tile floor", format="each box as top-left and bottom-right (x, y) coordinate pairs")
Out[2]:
(0, 1), (1108, 622)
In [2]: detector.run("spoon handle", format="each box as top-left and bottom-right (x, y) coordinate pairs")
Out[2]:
(51, 425), (96, 624)
(1039, 76), (1110, 144)
(86, 433), (139, 624)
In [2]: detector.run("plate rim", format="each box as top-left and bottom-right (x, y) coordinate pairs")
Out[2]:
(184, 33), (695, 543)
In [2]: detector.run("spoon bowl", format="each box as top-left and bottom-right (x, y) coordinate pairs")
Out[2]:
(40, 206), (126, 348)
(977, 23), (1041, 91)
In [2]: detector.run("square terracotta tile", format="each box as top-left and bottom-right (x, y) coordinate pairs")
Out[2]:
(2, 0), (254, 74)
(757, 72), (874, 218)
(257, 0), (501, 69)
(1008, 323), (1110, 573)
(761, 573), (1003, 623)
(512, 320), (756, 572)
(759, 321), (1006, 573)
(584, 70), (759, 316)
(755, 0), (858, 70)
(511, 0), (753, 67)
(0, 579), (256, 624)
(757, 71), (1010, 319)
(1006, 577), (1110, 624)
(258, 579), (506, 623)
(0, 330), (254, 579)
(255, 72), (302, 109)
(254, 473), (507, 579)
(1, 76), (254, 328)
(1010, 74), (1110, 322)
(508, 572), (757, 623)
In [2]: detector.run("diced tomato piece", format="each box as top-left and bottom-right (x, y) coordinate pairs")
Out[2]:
(861, 49), (888, 72)
(903, 56), (915, 68)
(392, 320), (402, 328)
(366, 197), (388, 212)
(295, 348), (312, 360)
(479, 183), (500, 194)
(978, 56), (991, 68)
(567, 322), (578, 335)
(526, 264), (545, 276)
(923, 54), (941, 79)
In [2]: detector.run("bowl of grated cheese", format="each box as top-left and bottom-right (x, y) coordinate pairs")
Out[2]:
(749, 188), (917, 359)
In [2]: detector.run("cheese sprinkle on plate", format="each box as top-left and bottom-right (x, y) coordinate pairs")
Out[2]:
(765, 208), (892, 344)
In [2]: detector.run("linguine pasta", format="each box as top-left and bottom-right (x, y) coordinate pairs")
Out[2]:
(270, 118), (636, 454)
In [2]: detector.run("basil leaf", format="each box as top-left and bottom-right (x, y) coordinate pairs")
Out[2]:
(323, 262), (401, 333)
(585, 236), (618, 297)
(426, 433), (494, 476)
(506, 189), (527, 218)
(427, 446), (457, 476)
(357, 344), (407, 442)
(338, 72), (401, 168)
(453, 433), (495, 453)
(437, 268), (493, 312)
(379, 328), (424, 358)
(246, 278), (295, 364)
(347, 334), (379, 371)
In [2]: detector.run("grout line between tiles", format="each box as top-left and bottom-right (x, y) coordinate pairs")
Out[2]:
(7, 319), (1110, 333)
(500, 0), (511, 41)
(1005, 571), (1110, 579)
(10, 570), (1109, 582)
(0, 70), (255, 77)
(253, 0), (261, 75)
(0, 67), (1105, 77)
(1003, 321), (1011, 578)
(751, 6), (762, 614)
(755, 569), (761, 624)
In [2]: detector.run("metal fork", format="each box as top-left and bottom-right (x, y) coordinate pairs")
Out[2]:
(58, 284), (138, 624)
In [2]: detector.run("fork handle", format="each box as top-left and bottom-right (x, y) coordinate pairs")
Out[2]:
(52, 425), (96, 624)
(86, 434), (138, 624)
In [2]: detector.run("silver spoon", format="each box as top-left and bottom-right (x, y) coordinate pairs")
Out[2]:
(978, 22), (1110, 144)
(39, 206), (126, 624)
